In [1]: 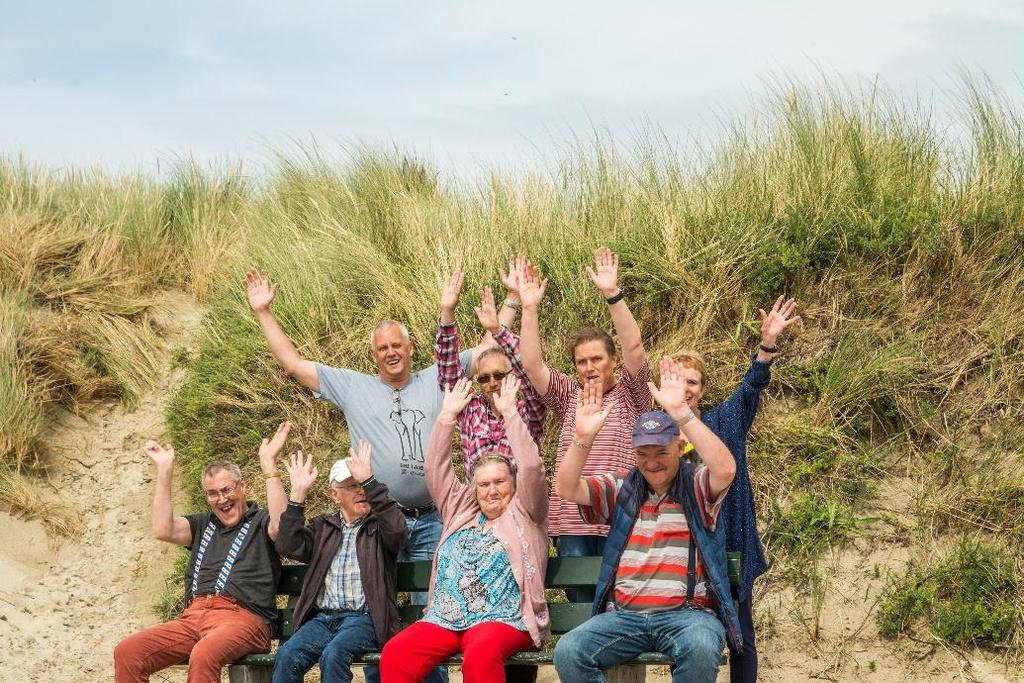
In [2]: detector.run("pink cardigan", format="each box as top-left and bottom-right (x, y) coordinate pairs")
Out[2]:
(424, 410), (551, 647)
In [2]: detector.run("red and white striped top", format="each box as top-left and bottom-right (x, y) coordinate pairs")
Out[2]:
(581, 466), (727, 611)
(543, 361), (652, 536)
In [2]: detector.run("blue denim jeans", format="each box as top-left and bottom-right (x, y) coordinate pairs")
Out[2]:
(272, 610), (379, 683)
(553, 607), (726, 683)
(398, 509), (447, 683)
(554, 535), (607, 604)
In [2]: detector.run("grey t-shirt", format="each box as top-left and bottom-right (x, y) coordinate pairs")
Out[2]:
(315, 353), (471, 508)
(184, 503), (281, 623)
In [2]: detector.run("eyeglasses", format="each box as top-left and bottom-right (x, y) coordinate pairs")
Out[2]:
(333, 481), (362, 492)
(391, 388), (402, 413)
(204, 482), (240, 501)
(475, 371), (509, 384)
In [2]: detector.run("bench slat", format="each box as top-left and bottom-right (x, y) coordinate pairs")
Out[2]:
(236, 651), (673, 667)
(279, 557), (607, 595)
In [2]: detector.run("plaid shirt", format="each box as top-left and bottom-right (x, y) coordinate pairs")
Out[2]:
(316, 515), (366, 611)
(435, 321), (546, 473)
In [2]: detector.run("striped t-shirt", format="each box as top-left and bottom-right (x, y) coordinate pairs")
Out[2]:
(543, 362), (652, 536)
(580, 466), (727, 612)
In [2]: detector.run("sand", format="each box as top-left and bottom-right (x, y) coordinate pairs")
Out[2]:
(0, 292), (201, 683)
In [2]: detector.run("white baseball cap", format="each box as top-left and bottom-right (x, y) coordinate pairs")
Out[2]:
(329, 458), (355, 486)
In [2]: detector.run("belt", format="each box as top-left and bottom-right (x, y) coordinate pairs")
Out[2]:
(319, 607), (367, 616)
(191, 592), (239, 605)
(398, 503), (435, 518)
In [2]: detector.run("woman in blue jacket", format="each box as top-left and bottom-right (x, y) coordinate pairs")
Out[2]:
(675, 295), (799, 683)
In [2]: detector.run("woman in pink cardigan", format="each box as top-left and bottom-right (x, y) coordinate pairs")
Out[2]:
(380, 375), (550, 683)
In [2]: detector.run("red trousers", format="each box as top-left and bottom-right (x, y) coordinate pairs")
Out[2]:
(113, 594), (271, 683)
(381, 620), (536, 683)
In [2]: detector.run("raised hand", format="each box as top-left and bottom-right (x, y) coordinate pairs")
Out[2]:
(497, 253), (528, 296)
(257, 421), (291, 473)
(575, 380), (613, 439)
(346, 440), (373, 483)
(518, 270), (548, 309)
(585, 247), (620, 297)
(647, 356), (693, 421)
(473, 286), (501, 334)
(759, 295), (801, 346)
(493, 372), (522, 417)
(283, 450), (318, 500)
(439, 377), (474, 422)
(243, 267), (279, 312)
(440, 269), (465, 321)
(144, 440), (175, 469)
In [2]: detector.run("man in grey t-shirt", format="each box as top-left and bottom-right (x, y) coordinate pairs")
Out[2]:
(243, 268), (518, 583)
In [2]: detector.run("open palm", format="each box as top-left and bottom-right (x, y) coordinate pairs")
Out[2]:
(575, 380), (612, 439)
(244, 268), (278, 312)
(648, 357), (689, 418)
(586, 247), (619, 296)
(284, 451), (318, 491)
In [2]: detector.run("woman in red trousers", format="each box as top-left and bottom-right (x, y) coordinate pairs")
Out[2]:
(380, 375), (549, 683)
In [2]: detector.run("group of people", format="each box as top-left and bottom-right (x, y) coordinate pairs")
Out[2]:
(112, 248), (800, 683)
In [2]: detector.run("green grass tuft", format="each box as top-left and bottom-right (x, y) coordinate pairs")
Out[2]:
(878, 538), (1019, 646)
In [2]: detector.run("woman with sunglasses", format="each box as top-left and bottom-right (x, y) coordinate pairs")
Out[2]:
(434, 257), (546, 475)
(380, 375), (549, 682)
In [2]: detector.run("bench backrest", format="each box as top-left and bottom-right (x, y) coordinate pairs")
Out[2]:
(274, 553), (741, 640)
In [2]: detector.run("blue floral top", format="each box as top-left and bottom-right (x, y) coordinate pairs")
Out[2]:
(424, 515), (527, 631)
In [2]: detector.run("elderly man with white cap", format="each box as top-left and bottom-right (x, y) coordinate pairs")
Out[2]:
(272, 441), (408, 683)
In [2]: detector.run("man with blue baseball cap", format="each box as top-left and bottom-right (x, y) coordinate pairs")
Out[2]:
(553, 356), (741, 683)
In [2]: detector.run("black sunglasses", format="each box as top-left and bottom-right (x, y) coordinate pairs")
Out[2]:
(475, 371), (509, 384)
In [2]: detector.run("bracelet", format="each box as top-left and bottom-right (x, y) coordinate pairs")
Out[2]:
(674, 411), (696, 428)
(502, 298), (521, 311)
(605, 290), (625, 305)
(758, 343), (778, 353)
(264, 471), (281, 480)
(573, 439), (592, 450)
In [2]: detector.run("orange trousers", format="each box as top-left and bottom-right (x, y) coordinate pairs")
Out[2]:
(113, 594), (270, 683)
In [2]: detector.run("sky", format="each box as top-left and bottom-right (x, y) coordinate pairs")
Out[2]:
(1, 0), (1023, 179)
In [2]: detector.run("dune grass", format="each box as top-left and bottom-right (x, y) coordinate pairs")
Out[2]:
(1, 78), (1022, 650)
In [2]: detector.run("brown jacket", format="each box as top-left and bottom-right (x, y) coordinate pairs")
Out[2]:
(275, 478), (407, 646)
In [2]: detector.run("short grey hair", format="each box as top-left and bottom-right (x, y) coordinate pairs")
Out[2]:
(202, 461), (242, 482)
(370, 320), (411, 349)
(469, 453), (518, 489)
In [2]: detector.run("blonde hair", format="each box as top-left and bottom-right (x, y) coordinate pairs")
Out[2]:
(672, 349), (708, 387)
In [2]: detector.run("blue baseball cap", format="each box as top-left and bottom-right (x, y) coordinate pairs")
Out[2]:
(632, 411), (680, 447)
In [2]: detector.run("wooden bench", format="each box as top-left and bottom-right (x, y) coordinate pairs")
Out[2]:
(227, 554), (741, 682)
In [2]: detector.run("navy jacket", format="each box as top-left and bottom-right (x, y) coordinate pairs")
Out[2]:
(592, 463), (743, 652)
(702, 357), (772, 601)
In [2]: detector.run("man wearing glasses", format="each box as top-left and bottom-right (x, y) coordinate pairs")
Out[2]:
(243, 268), (510, 604)
(113, 422), (291, 683)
